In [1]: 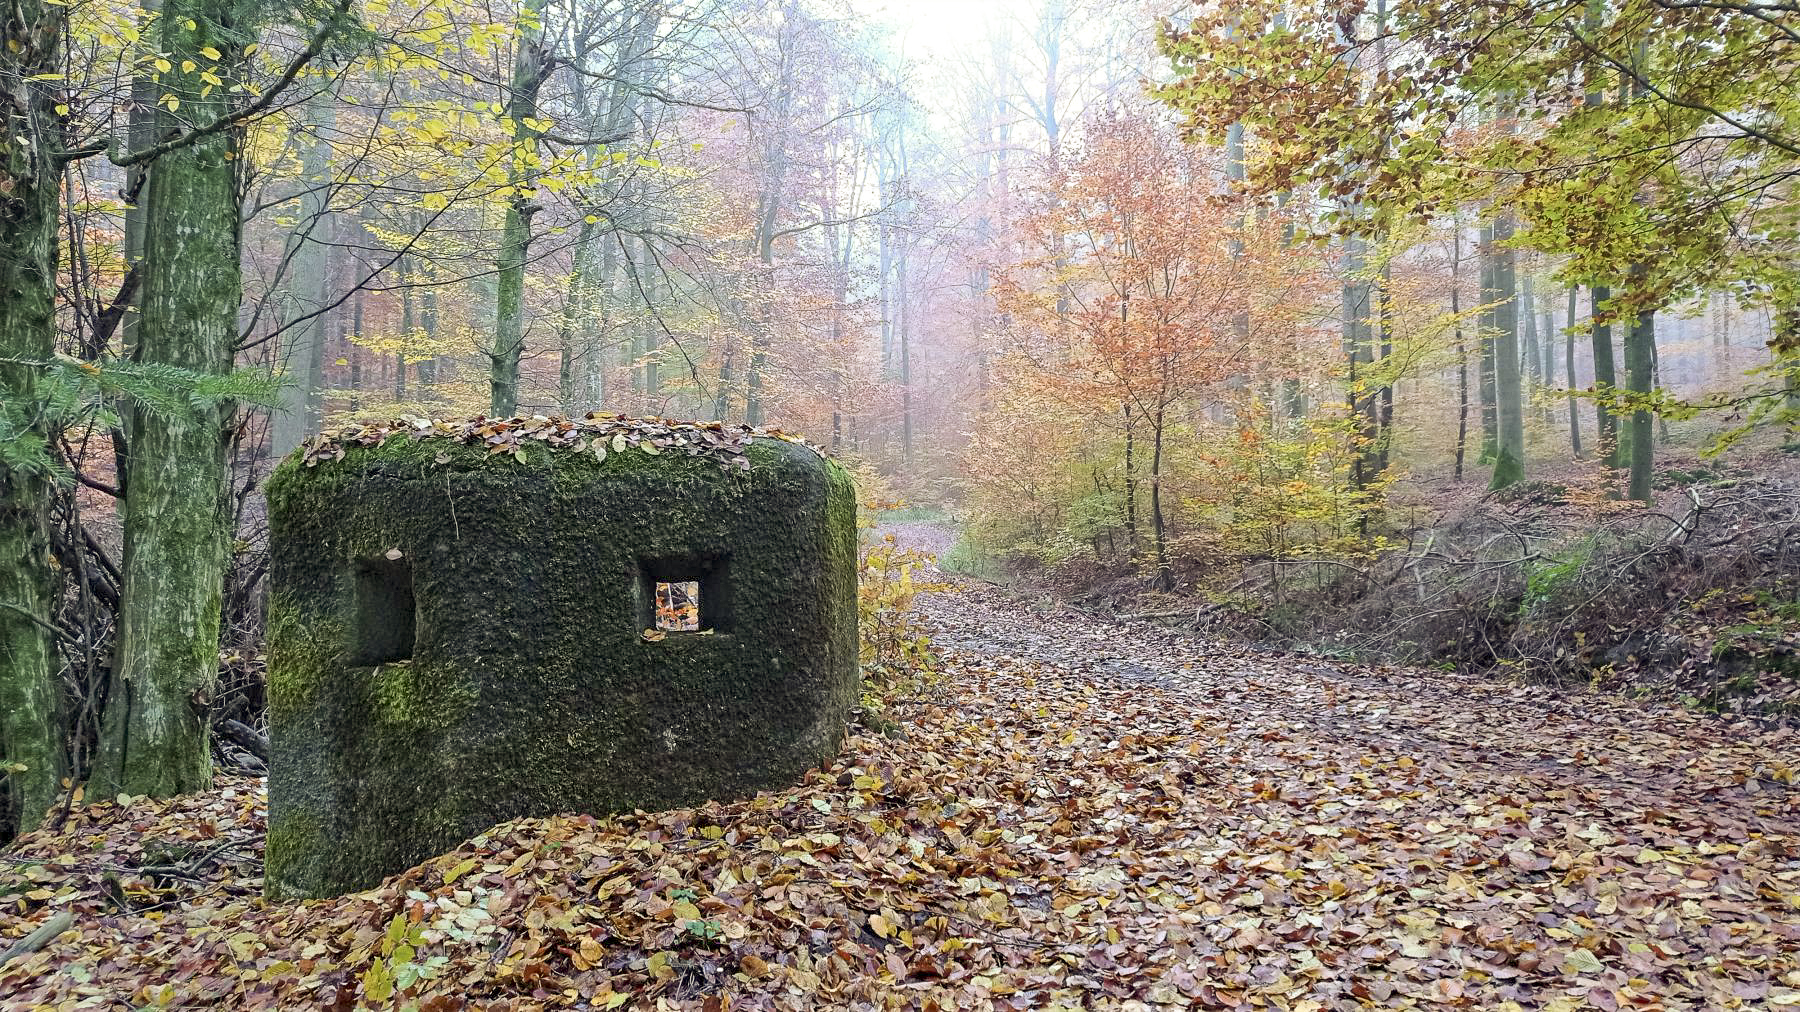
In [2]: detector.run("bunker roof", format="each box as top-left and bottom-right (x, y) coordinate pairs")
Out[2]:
(296, 413), (826, 473)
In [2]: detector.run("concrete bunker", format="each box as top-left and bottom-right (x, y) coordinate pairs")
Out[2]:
(263, 417), (858, 898)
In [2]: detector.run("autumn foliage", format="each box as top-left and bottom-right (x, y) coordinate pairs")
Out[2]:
(966, 111), (1345, 587)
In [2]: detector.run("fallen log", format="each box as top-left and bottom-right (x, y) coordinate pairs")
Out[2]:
(218, 718), (269, 762)
(0, 910), (73, 966)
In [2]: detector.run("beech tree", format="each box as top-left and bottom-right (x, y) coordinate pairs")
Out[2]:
(91, 0), (353, 797)
(993, 113), (1328, 590)
(1157, 0), (1800, 500)
(0, 0), (69, 832)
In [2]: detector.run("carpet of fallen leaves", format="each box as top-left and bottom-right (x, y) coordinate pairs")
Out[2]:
(5, 580), (1800, 1010)
(298, 414), (821, 471)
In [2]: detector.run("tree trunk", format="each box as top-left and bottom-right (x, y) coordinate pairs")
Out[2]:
(1375, 261), (1394, 473)
(1150, 409), (1171, 593)
(347, 293), (364, 408)
(488, 0), (550, 416)
(1489, 210), (1525, 489)
(557, 216), (599, 413)
(898, 238), (913, 464)
(0, 0), (67, 833)
(1451, 231), (1468, 481)
(1625, 267), (1657, 502)
(1342, 232), (1377, 487)
(1122, 403), (1137, 558)
(417, 231), (438, 392)
(744, 0), (798, 428)
(1590, 284), (1619, 465)
(92, 0), (249, 798)
(1565, 285), (1582, 457)
(120, 0), (159, 362)
(586, 235), (619, 409)
(395, 263), (412, 403)
(1521, 271), (1541, 392)
(1478, 330), (1498, 463)
(270, 95), (334, 455)
(1540, 302), (1557, 388)
(1623, 47), (1656, 501)
(1780, 309), (1800, 445)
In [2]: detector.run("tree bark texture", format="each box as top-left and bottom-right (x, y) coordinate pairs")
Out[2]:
(92, 0), (250, 798)
(1488, 211), (1525, 490)
(489, 0), (551, 416)
(0, 0), (68, 834)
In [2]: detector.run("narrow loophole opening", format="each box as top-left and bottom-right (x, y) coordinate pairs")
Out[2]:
(349, 555), (416, 664)
(638, 556), (731, 635)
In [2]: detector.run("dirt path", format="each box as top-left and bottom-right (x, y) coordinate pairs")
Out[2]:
(921, 583), (1798, 830)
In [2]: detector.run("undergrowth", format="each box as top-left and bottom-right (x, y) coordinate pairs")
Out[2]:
(1200, 473), (1800, 716)
(857, 503), (950, 724)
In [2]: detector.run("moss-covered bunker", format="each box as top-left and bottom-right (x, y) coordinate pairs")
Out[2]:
(264, 418), (858, 898)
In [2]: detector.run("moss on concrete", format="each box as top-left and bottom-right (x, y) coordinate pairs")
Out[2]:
(265, 434), (857, 899)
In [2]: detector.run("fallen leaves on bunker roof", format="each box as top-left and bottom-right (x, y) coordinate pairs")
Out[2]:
(5, 580), (1800, 1009)
(298, 413), (824, 471)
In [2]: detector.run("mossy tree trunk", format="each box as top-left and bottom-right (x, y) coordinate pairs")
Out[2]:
(1622, 50), (1657, 503)
(488, 0), (551, 417)
(1566, 285), (1583, 457)
(1625, 264), (1657, 502)
(1476, 223), (1499, 465)
(1590, 283), (1619, 464)
(1488, 208), (1526, 490)
(0, 0), (68, 833)
(1579, 0), (1621, 467)
(91, 0), (251, 798)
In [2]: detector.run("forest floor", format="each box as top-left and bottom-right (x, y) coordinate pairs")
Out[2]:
(3, 552), (1800, 1010)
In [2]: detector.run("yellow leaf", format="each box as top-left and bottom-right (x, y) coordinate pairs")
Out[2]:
(201, 46), (221, 60)
(646, 950), (675, 980)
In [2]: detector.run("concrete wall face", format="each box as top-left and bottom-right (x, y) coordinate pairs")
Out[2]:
(264, 435), (858, 898)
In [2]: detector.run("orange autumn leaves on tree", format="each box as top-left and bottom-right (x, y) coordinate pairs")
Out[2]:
(986, 112), (1331, 588)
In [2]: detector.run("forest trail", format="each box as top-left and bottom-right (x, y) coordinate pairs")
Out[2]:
(892, 522), (1800, 1006)
(4, 547), (1799, 1009)
(920, 574), (1795, 832)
